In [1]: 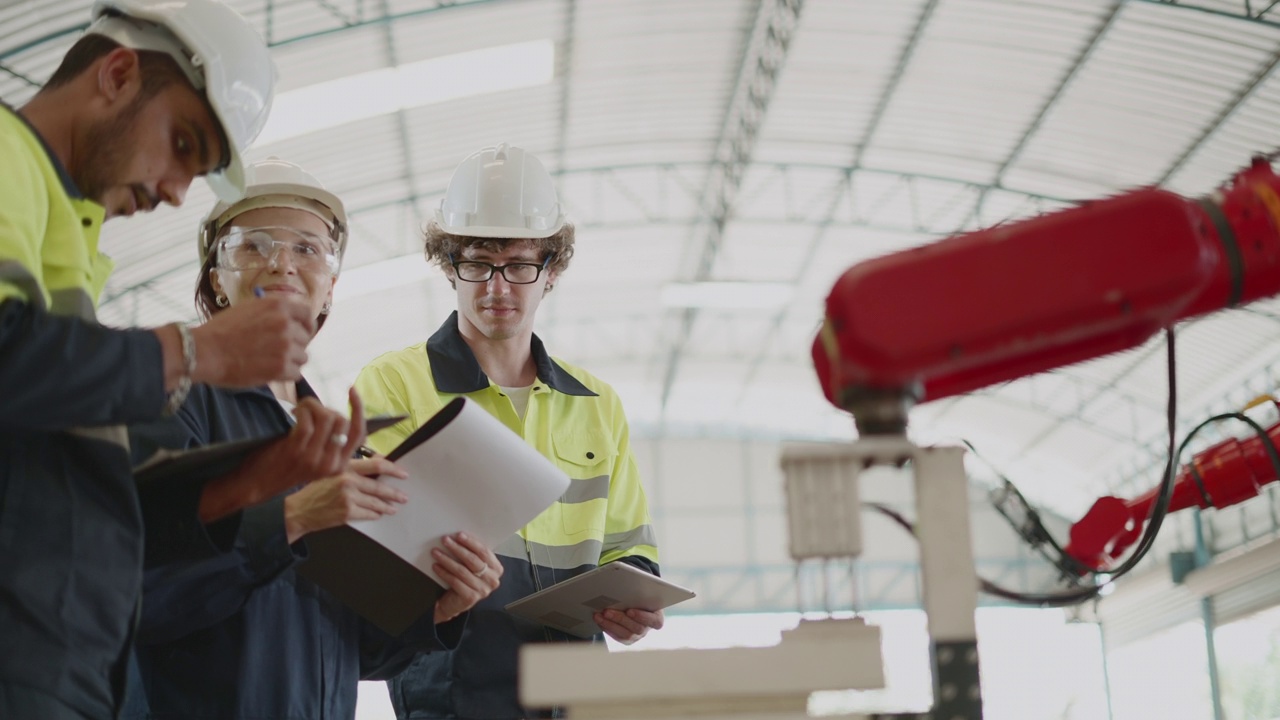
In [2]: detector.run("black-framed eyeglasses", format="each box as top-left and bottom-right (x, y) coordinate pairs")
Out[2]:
(449, 254), (550, 285)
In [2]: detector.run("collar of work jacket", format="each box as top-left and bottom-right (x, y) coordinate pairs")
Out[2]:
(226, 378), (320, 406)
(2, 101), (86, 201)
(426, 310), (597, 397)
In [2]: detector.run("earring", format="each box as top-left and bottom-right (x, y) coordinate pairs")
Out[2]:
(321, 301), (332, 315)
(215, 294), (229, 307)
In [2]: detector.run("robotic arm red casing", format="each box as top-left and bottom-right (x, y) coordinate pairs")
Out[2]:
(814, 157), (1280, 411)
(1065, 403), (1280, 571)
(813, 158), (1280, 571)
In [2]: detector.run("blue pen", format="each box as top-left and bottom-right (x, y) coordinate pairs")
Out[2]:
(253, 286), (265, 299)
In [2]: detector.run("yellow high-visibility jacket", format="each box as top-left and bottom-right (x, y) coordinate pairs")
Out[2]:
(354, 311), (659, 719)
(0, 103), (200, 720)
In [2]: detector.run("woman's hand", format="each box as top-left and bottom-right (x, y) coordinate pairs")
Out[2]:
(197, 388), (371, 523)
(433, 533), (503, 623)
(269, 388), (368, 484)
(283, 457), (409, 543)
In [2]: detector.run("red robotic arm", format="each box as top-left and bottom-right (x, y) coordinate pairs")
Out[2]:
(813, 157), (1280, 572)
(814, 157), (1280, 435)
(1064, 400), (1280, 571)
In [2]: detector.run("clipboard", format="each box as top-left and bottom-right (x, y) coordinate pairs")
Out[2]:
(297, 397), (571, 636)
(504, 562), (695, 638)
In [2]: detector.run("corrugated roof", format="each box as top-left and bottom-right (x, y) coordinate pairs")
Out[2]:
(8, 0), (1280, 522)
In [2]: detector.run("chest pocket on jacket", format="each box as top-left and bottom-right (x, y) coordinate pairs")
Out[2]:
(551, 429), (616, 536)
(42, 213), (92, 273)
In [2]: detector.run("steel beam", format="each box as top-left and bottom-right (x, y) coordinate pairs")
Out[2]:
(0, 61), (38, 88)
(967, 1), (1125, 226)
(375, 0), (429, 234)
(10, 0), (1280, 68)
(1156, 41), (1280, 185)
(1013, 339), (1171, 458)
(96, 161), (1065, 311)
(849, 0), (940, 171)
(726, 0), (942, 417)
(542, 0), (578, 338)
(311, 0), (360, 26)
(654, 0), (804, 422)
(1134, 0), (1280, 28)
(0, 0), (504, 63)
(552, 0), (576, 180)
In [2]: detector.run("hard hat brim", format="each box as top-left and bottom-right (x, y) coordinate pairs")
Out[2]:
(206, 157), (246, 203)
(440, 223), (564, 240)
(434, 208), (565, 240)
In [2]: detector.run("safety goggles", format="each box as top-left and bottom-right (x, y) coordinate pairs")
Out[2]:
(216, 226), (341, 275)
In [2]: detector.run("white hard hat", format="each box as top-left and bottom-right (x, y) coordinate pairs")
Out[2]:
(198, 157), (348, 268)
(87, 0), (278, 203)
(435, 144), (565, 239)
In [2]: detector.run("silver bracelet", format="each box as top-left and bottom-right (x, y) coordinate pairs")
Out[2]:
(163, 323), (196, 415)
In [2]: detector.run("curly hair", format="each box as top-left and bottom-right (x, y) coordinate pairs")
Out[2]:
(423, 222), (575, 291)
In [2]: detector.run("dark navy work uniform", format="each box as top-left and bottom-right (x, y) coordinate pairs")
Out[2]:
(124, 380), (463, 720)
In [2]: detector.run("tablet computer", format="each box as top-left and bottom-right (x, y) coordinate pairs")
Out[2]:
(505, 562), (695, 638)
(134, 414), (408, 487)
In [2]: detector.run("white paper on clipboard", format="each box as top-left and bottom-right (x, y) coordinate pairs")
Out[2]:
(348, 397), (570, 588)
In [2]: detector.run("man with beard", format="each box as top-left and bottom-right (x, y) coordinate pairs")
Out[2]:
(354, 144), (663, 719)
(0, 1), (349, 718)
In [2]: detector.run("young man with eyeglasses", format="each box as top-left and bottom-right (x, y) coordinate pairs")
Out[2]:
(354, 144), (662, 719)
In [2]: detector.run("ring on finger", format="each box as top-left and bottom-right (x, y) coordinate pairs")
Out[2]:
(474, 566), (489, 578)
(330, 432), (348, 446)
